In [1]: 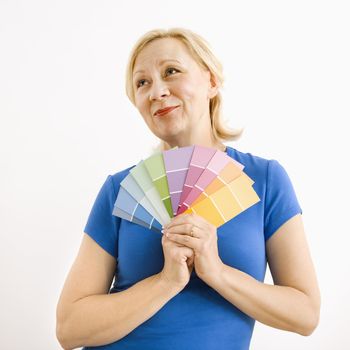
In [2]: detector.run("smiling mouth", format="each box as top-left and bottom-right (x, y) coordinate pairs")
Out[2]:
(154, 106), (180, 116)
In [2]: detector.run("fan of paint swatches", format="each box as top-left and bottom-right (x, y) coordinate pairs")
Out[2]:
(184, 172), (260, 227)
(112, 145), (260, 231)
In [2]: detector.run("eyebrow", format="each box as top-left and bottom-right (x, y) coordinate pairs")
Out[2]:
(133, 59), (182, 76)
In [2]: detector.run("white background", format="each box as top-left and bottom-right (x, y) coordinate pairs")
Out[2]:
(1, 0), (349, 349)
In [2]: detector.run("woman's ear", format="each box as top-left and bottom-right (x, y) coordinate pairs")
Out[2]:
(207, 72), (219, 99)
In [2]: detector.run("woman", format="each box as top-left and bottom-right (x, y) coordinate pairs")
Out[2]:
(56, 28), (321, 350)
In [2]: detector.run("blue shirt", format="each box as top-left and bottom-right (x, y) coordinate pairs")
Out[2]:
(82, 146), (302, 350)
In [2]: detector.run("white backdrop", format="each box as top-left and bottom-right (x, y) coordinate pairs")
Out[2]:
(1, 0), (349, 349)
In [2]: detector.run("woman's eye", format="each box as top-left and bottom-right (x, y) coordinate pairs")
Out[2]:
(136, 79), (147, 88)
(165, 67), (179, 76)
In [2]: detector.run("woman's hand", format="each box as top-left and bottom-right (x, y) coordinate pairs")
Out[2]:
(162, 213), (224, 286)
(159, 231), (195, 291)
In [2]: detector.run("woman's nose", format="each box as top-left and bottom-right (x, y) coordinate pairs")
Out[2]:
(149, 80), (170, 101)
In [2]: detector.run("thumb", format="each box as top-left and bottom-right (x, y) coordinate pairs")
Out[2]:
(181, 246), (194, 259)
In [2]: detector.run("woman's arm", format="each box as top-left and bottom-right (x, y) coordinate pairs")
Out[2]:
(56, 234), (180, 350)
(208, 214), (321, 336)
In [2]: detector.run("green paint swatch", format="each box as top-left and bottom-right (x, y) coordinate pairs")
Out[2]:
(144, 153), (173, 218)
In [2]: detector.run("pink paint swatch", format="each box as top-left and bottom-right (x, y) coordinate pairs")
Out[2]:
(177, 145), (217, 214)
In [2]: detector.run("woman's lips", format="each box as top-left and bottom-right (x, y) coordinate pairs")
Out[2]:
(155, 106), (179, 116)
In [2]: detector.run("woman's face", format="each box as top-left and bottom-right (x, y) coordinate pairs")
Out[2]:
(132, 38), (218, 144)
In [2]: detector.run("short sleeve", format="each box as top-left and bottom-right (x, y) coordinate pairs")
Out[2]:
(264, 160), (302, 241)
(84, 175), (120, 260)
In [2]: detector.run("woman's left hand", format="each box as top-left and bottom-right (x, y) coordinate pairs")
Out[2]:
(162, 213), (224, 286)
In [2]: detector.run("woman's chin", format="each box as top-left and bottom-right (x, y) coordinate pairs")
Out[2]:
(160, 129), (188, 144)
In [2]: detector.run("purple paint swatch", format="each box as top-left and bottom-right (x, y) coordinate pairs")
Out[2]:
(163, 146), (194, 215)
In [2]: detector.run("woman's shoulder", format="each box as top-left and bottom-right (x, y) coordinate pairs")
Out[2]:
(226, 145), (271, 169)
(226, 145), (287, 183)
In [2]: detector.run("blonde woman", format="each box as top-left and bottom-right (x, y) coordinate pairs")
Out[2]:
(56, 28), (320, 350)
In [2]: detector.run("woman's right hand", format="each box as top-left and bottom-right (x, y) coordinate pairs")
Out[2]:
(158, 233), (194, 291)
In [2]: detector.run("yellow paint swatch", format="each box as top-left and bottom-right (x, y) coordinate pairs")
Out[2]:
(185, 172), (260, 227)
(187, 201), (221, 227)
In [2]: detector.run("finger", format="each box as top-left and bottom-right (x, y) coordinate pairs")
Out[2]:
(163, 223), (198, 236)
(162, 234), (188, 248)
(178, 245), (194, 263)
(181, 246), (194, 258)
(165, 232), (199, 249)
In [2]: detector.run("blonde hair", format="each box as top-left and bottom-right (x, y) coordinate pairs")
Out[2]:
(125, 27), (243, 151)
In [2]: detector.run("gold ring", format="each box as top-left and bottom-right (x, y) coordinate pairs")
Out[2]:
(190, 225), (195, 237)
